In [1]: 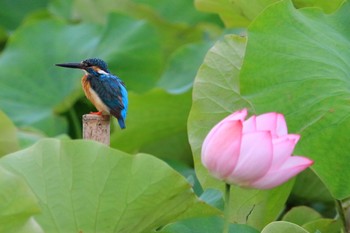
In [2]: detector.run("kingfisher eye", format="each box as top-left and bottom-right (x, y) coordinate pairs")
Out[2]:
(81, 61), (91, 67)
(79, 58), (109, 72)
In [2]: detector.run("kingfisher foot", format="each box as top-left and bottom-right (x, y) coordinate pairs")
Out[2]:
(90, 111), (102, 115)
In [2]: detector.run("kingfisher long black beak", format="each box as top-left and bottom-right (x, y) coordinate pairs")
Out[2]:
(55, 62), (84, 69)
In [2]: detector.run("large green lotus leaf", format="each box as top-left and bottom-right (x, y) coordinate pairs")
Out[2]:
(158, 41), (214, 94)
(302, 219), (341, 233)
(291, 169), (333, 203)
(240, 0), (350, 199)
(0, 0), (49, 30)
(0, 167), (43, 233)
(194, 0), (343, 28)
(261, 222), (309, 233)
(0, 14), (162, 136)
(282, 207), (342, 232)
(157, 216), (259, 233)
(187, 35), (294, 230)
(225, 182), (293, 229)
(111, 89), (192, 164)
(0, 111), (19, 157)
(0, 139), (214, 233)
(282, 206), (322, 225)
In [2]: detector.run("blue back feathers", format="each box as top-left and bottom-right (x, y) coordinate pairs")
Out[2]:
(85, 58), (128, 129)
(118, 84), (128, 129)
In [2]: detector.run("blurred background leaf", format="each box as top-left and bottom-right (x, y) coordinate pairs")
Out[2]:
(0, 0), (49, 30)
(132, 0), (222, 26)
(157, 41), (214, 94)
(93, 13), (163, 92)
(0, 13), (162, 136)
(0, 19), (94, 136)
(0, 0), (224, 147)
(0, 111), (19, 157)
(111, 89), (193, 164)
(50, 0), (222, 55)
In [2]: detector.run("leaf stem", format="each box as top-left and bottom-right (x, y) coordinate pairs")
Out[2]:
(223, 183), (231, 233)
(69, 108), (82, 139)
(336, 199), (348, 233)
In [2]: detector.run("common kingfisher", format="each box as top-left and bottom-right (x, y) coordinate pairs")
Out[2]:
(56, 58), (128, 129)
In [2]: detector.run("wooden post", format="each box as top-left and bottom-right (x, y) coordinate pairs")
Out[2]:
(82, 114), (110, 145)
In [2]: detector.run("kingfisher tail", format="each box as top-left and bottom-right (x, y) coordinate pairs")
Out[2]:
(118, 118), (126, 129)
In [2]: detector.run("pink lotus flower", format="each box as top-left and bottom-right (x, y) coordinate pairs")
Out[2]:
(201, 109), (313, 189)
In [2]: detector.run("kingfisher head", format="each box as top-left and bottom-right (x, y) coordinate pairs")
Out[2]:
(56, 58), (110, 75)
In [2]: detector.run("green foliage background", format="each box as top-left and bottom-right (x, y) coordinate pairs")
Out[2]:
(0, 0), (349, 232)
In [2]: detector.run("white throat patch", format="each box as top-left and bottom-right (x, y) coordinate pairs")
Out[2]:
(97, 69), (108, 75)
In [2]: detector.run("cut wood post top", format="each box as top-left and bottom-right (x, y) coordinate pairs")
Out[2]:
(82, 114), (110, 146)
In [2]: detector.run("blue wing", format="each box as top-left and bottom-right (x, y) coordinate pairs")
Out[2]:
(89, 74), (128, 129)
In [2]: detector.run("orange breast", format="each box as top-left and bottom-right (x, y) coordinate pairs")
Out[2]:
(81, 75), (110, 114)
(81, 75), (92, 101)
